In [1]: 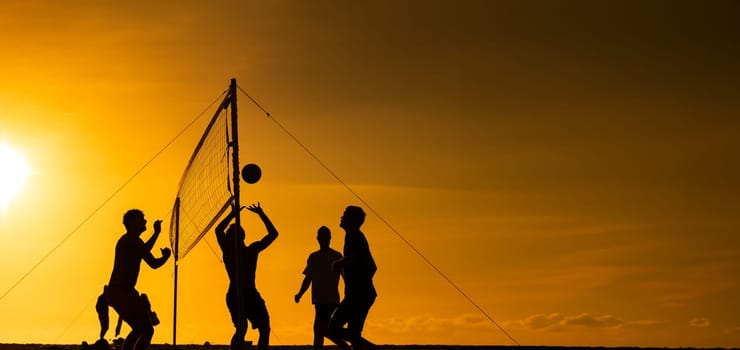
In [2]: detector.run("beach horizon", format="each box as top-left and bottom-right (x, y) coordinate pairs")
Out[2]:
(1, 344), (738, 350)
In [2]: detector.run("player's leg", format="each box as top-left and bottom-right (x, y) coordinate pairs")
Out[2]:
(253, 317), (271, 350)
(313, 306), (323, 350)
(313, 304), (336, 350)
(227, 289), (248, 350)
(327, 299), (351, 350)
(128, 311), (154, 350)
(347, 296), (376, 350)
(106, 287), (152, 350)
(248, 292), (271, 350)
(119, 291), (153, 350)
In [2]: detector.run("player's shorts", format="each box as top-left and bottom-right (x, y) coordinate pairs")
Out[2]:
(226, 288), (269, 330)
(105, 286), (151, 330)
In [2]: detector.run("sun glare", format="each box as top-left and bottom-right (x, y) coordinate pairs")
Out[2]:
(0, 143), (31, 208)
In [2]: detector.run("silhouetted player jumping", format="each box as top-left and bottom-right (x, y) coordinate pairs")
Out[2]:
(216, 202), (279, 350)
(106, 209), (171, 350)
(328, 206), (377, 350)
(295, 226), (344, 350)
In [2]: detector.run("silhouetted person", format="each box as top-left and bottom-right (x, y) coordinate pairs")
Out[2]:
(328, 206), (377, 350)
(105, 209), (171, 350)
(216, 202), (278, 350)
(295, 226), (344, 350)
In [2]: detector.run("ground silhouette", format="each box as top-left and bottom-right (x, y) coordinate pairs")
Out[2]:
(1, 344), (738, 350)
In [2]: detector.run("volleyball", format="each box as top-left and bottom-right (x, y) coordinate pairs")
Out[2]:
(241, 163), (262, 184)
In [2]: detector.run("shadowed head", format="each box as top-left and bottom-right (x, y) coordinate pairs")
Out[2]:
(123, 209), (146, 233)
(340, 205), (365, 230)
(226, 223), (246, 242)
(317, 225), (331, 247)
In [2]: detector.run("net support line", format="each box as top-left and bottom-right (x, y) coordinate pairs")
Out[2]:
(237, 85), (520, 346)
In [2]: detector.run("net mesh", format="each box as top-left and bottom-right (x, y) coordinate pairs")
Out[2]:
(170, 95), (234, 260)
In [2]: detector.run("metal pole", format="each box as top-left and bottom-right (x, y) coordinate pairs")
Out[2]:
(173, 197), (180, 350)
(229, 78), (244, 347)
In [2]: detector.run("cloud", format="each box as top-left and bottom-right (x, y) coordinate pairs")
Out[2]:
(563, 313), (623, 328)
(515, 313), (565, 330)
(504, 313), (664, 332)
(369, 313), (490, 333)
(689, 317), (711, 328)
(724, 326), (740, 334)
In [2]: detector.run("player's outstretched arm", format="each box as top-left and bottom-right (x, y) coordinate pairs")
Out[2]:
(246, 202), (278, 251)
(144, 247), (171, 269)
(215, 207), (237, 237)
(144, 220), (163, 251)
(295, 275), (311, 303)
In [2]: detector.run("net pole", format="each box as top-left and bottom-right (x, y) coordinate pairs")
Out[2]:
(173, 197), (180, 349)
(229, 78), (245, 342)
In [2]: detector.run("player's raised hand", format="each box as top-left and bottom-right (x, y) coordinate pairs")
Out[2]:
(153, 220), (162, 233)
(246, 202), (264, 215)
(160, 247), (172, 259)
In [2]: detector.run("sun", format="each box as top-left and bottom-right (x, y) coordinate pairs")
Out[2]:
(0, 143), (31, 208)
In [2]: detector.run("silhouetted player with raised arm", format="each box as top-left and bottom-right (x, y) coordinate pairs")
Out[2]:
(105, 209), (171, 350)
(295, 226), (344, 350)
(216, 202), (278, 350)
(328, 206), (377, 350)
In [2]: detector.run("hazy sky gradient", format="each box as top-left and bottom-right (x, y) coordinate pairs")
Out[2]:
(1, 1), (739, 347)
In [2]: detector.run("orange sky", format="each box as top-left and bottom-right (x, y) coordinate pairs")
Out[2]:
(1, 0), (739, 347)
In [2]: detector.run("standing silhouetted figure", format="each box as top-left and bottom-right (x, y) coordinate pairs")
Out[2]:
(328, 206), (377, 350)
(295, 226), (344, 350)
(105, 209), (171, 350)
(216, 202), (278, 350)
